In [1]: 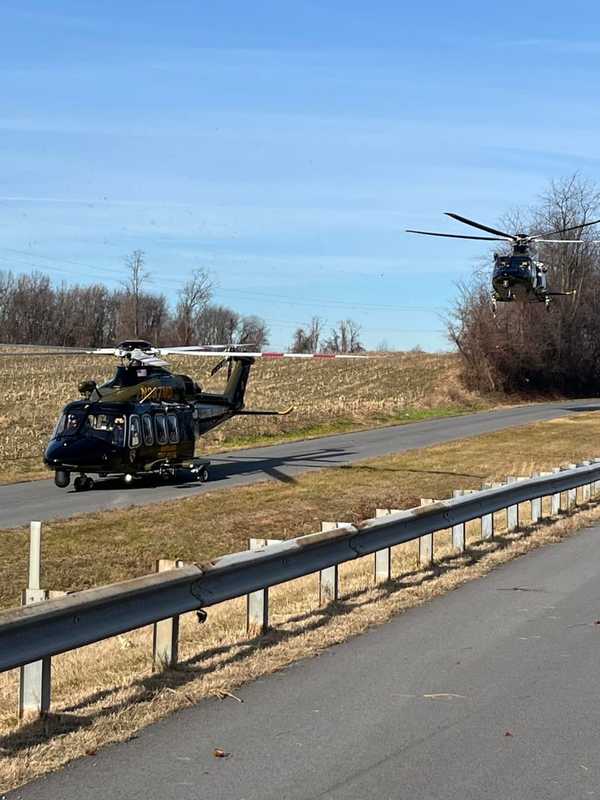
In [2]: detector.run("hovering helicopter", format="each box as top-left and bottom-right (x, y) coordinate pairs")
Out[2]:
(407, 212), (600, 312)
(41, 340), (364, 491)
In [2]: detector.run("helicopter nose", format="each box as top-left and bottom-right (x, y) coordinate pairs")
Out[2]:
(44, 438), (111, 468)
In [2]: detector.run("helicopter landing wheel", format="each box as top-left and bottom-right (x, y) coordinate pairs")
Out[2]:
(193, 466), (209, 482)
(85, 477), (94, 490)
(74, 475), (87, 492)
(54, 469), (70, 488)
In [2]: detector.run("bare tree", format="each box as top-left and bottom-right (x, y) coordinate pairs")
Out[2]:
(122, 250), (150, 338)
(196, 304), (240, 345)
(290, 316), (323, 353)
(238, 315), (269, 349)
(173, 269), (212, 345)
(322, 319), (364, 353)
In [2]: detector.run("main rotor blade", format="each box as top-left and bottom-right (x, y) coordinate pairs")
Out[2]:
(160, 349), (369, 359)
(531, 217), (600, 239)
(535, 239), (600, 244)
(406, 229), (510, 242)
(444, 212), (516, 239)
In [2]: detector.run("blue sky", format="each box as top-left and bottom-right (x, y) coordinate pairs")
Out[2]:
(1, 1), (600, 349)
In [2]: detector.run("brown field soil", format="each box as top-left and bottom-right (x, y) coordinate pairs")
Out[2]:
(0, 349), (485, 483)
(1, 412), (600, 791)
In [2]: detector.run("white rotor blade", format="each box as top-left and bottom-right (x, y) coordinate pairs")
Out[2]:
(536, 239), (600, 244)
(0, 344), (115, 357)
(159, 348), (368, 359)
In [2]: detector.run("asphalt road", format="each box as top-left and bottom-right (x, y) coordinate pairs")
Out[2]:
(9, 517), (600, 799)
(1, 399), (598, 529)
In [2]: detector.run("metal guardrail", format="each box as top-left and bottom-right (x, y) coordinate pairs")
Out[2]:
(2, 459), (600, 676)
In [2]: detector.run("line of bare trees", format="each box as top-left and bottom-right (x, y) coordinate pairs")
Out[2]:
(0, 254), (269, 349)
(290, 316), (365, 353)
(448, 175), (600, 395)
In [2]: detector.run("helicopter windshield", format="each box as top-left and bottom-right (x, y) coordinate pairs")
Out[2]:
(495, 256), (531, 275)
(52, 411), (85, 438)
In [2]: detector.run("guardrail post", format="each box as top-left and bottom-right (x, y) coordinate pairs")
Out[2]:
(591, 458), (600, 497)
(506, 477), (519, 531)
(538, 472), (552, 519)
(246, 539), (281, 635)
(530, 473), (542, 524)
(567, 464), (577, 509)
(372, 510), (392, 584)
(558, 466), (571, 512)
(19, 522), (51, 719)
(480, 483), (499, 539)
(581, 461), (591, 502)
(320, 523), (344, 603)
(452, 490), (466, 551)
(418, 499), (435, 566)
(153, 559), (184, 669)
(550, 467), (562, 515)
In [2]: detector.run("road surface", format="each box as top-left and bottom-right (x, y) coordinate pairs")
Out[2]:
(0, 399), (597, 528)
(8, 515), (600, 798)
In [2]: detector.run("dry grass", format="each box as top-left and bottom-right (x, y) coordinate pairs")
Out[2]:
(2, 412), (600, 791)
(0, 350), (484, 483)
(1, 497), (599, 793)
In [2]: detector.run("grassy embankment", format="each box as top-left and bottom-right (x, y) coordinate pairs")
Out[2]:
(1, 410), (600, 791)
(0, 349), (486, 483)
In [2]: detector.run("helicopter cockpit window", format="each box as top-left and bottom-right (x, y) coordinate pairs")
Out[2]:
(52, 414), (66, 438)
(155, 414), (168, 445)
(53, 411), (84, 438)
(85, 413), (126, 445)
(129, 415), (141, 448)
(167, 414), (179, 444)
(142, 414), (154, 446)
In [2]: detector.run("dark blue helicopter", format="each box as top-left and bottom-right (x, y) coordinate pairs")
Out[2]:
(43, 340), (360, 491)
(407, 212), (600, 312)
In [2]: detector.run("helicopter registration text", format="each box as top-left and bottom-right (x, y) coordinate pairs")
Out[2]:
(138, 384), (175, 402)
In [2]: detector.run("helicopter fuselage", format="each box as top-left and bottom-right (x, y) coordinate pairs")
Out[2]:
(492, 244), (547, 304)
(44, 356), (253, 489)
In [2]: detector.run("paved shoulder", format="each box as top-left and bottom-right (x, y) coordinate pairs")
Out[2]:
(10, 522), (600, 799)
(0, 400), (597, 529)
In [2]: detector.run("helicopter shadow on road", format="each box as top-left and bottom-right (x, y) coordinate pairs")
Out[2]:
(339, 464), (486, 480)
(561, 404), (600, 413)
(206, 446), (359, 486)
